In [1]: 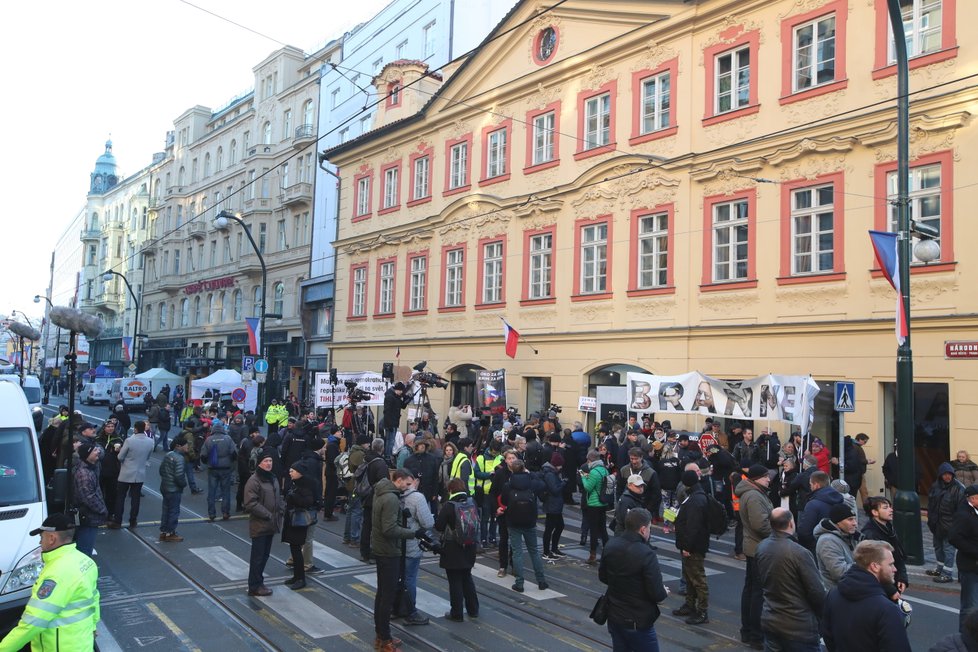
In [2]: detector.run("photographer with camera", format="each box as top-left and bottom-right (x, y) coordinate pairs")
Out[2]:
(435, 477), (480, 621)
(383, 382), (412, 461)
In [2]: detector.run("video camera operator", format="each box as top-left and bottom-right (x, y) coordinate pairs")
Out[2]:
(383, 382), (411, 460)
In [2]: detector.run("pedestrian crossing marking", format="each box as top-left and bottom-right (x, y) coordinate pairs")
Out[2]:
(189, 546), (249, 581)
(355, 573), (452, 615)
(258, 587), (355, 639)
(312, 541), (362, 568)
(470, 563), (565, 600)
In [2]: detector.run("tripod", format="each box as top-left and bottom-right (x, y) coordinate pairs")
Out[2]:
(411, 385), (437, 436)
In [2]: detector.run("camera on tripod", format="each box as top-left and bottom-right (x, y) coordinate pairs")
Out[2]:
(412, 370), (448, 389)
(344, 380), (373, 403)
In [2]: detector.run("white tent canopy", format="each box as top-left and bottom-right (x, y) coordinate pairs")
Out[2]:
(134, 368), (184, 400)
(190, 369), (258, 412)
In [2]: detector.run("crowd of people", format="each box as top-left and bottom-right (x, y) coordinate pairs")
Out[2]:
(11, 384), (978, 652)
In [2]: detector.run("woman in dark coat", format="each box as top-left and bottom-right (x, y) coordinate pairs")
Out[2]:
(282, 461), (316, 589)
(434, 478), (479, 621)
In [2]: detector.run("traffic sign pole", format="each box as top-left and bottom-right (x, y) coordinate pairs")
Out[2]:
(833, 381), (856, 480)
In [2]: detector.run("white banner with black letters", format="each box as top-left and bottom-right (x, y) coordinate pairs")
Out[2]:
(314, 371), (386, 407)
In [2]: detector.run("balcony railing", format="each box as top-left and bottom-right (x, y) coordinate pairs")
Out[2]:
(188, 222), (207, 238)
(80, 228), (100, 240)
(293, 124), (315, 148)
(280, 182), (312, 207)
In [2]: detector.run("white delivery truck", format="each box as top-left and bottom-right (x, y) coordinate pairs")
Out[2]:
(109, 376), (150, 411)
(0, 375), (41, 412)
(0, 380), (47, 628)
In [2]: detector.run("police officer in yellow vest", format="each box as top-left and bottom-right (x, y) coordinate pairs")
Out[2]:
(0, 513), (100, 651)
(450, 438), (476, 496)
(475, 439), (505, 547)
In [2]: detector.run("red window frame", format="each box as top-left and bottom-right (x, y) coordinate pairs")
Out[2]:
(479, 119), (513, 186)
(476, 236), (506, 310)
(378, 161), (402, 215)
(386, 80), (402, 108)
(439, 243), (466, 312)
(574, 80), (618, 161)
(352, 167), (373, 222)
(703, 26), (761, 127)
(407, 145), (433, 207)
(524, 101), (562, 174)
(347, 262), (368, 321)
(779, 0), (849, 105)
(627, 205), (676, 297)
(443, 133), (473, 196)
(403, 249), (429, 315)
(572, 215), (613, 301)
(521, 225), (557, 305)
(629, 58), (679, 146)
(374, 256), (397, 319)
(872, 0), (958, 80)
(778, 171), (847, 285)
(701, 188), (758, 291)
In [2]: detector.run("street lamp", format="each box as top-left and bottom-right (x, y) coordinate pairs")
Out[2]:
(102, 270), (140, 372)
(886, 0), (943, 564)
(214, 210), (267, 410)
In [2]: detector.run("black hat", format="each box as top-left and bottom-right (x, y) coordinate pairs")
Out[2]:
(290, 461), (306, 474)
(681, 470), (699, 488)
(965, 484), (978, 497)
(393, 382), (406, 391)
(747, 464), (769, 480)
(79, 422), (96, 432)
(677, 433), (690, 442)
(661, 420), (672, 429)
(77, 442), (98, 461)
(829, 503), (855, 523)
(29, 513), (75, 536)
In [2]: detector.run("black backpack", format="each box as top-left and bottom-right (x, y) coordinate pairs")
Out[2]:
(706, 493), (729, 536)
(506, 484), (537, 528)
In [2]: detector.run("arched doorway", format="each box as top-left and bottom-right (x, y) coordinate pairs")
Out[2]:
(449, 364), (486, 410)
(586, 363), (653, 430)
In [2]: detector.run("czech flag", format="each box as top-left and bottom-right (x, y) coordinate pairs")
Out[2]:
(501, 319), (519, 359)
(245, 317), (261, 355)
(869, 230), (907, 345)
(121, 337), (133, 362)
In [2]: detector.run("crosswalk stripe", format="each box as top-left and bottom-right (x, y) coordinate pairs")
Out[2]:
(312, 541), (362, 568)
(189, 546), (249, 581)
(354, 573), (452, 615)
(658, 558), (724, 576)
(470, 563), (565, 600)
(257, 586), (355, 638)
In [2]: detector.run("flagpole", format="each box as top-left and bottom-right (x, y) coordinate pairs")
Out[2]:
(499, 317), (538, 355)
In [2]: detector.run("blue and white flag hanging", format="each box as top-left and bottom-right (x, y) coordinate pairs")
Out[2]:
(868, 230), (907, 345)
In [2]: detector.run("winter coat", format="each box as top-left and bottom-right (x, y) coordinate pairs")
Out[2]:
(361, 452), (391, 509)
(735, 477), (773, 557)
(157, 406), (172, 431)
(756, 530), (826, 644)
(237, 437), (256, 476)
(814, 518), (860, 589)
(581, 460), (610, 508)
(403, 451), (441, 501)
(147, 404), (161, 425)
(227, 419), (247, 444)
(598, 530), (667, 629)
(732, 440), (759, 470)
(501, 470), (544, 527)
(930, 631), (978, 652)
(159, 450), (187, 494)
(282, 475), (316, 546)
(821, 565), (912, 652)
(861, 518), (909, 591)
(540, 462), (566, 514)
(618, 461), (660, 505)
(402, 486), (435, 558)
(435, 493), (477, 570)
(73, 459), (107, 526)
(756, 434), (781, 469)
(201, 430), (236, 470)
(655, 451), (681, 491)
(812, 446), (832, 475)
(447, 405), (474, 437)
(675, 484), (710, 555)
(951, 459), (978, 490)
(949, 500), (978, 574)
(928, 462), (965, 536)
(798, 486), (844, 551)
(371, 478), (416, 557)
(614, 490), (645, 536)
(786, 466), (816, 512)
(117, 432), (155, 483)
(382, 387), (410, 431)
(244, 469), (284, 538)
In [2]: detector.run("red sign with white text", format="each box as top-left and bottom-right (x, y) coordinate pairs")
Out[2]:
(946, 341), (978, 359)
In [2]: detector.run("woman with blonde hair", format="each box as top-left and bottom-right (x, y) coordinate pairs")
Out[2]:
(951, 450), (978, 487)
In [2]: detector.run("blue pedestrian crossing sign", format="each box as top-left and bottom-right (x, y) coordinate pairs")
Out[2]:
(834, 382), (855, 412)
(254, 358), (269, 374)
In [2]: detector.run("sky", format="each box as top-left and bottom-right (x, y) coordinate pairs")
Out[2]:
(0, 0), (392, 323)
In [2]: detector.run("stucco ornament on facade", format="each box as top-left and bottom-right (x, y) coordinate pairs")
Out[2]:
(777, 154), (851, 183)
(698, 288), (760, 313)
(519, 307), (557, 324)
(870, 276), (955, 305)
(778, 0), (852, 21)
(764, 136), (856, 167)
(782, 89), (848, 123)
(871, 58), (958, 101)
(448, 120), (471, 140)
(632, 41), (678, 73)
(775, 284), (844, 314)
(438, 315), (466, 332)
(569, 303), (604, 322)
(438, 207), (512, 241)
(634, 297), (678, 319)
(858, 111), (969, 164)
(580, 64), (616, 93)
(530, 83), (563, 110)
(702, 112), (761, 148)
(527, 12), (564, 59)
(697, 20), (764, 67)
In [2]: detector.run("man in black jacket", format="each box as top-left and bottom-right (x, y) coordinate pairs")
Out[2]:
(860, 496), (908, 597)
(403, 438), (440, 514)
(360, 439), (393, 563)
(756, 507), (825, 651)
(673, 470), (711, 625)
(599, 508), (668, 651)
(949, 484), (978, 631)
(382, 382), (411, 460)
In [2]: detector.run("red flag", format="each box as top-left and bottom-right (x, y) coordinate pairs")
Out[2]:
(502, 319), (519, 358)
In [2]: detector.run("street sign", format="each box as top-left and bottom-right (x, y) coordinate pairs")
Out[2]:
(256, 372), (267, 383)
(946, 341), (978, 359)
(241, 369), (253, 382)
(231, 388), (246, 402)
(578, 396), (597, 413)
(242, 356), (255, 372)
(254, 358), (269, 374)
(834, 381), (855, 413)
(128, 363), (137, 372)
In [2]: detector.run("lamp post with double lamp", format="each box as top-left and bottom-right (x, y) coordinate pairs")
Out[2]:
(102, 270), (140, 373)
(213, 210), (280, 412)
(886, 0), (943, 564)
(34, 294), (54, 401)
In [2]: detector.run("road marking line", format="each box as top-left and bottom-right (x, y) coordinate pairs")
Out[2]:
(145, 602), (201, 652)
(355, 572), (452, 615)
(95, 620), (124, 651)
(257, 586), (355, 638)
(470, 563), (565, 600)
(189, 546), (250, 581)
(903, 594), (961, 614)
(312, 541), (362, 568)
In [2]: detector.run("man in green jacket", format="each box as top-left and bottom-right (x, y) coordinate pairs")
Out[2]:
(735, 464), (774, 650)
(0, 513), (100, 651)
(372, 469), (423, 652)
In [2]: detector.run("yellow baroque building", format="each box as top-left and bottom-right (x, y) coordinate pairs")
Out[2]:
(322, 0), (977, 495)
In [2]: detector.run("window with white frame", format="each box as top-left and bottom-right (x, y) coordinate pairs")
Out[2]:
(159, 301), (167, 329)
(379, 262), (395, 313)
(637, 212), (669, 288)
(449, 142), (468, 189)
(281, 163), (289, 189)
(339, 128), (349, 143)
(793, 15), (836, 91)
(283, 110), (292, 139)
(352, 267), (367, 317)
(253, 286), (262, 318)
(482, 242), (503, 303)
(584, 93), (611, 149)
(396, 40), (408, 59)
(413, 156), (430, 200)
(532, 111), (555, 165)
(712, 199), (750, 281)
(528, 233), (553, 299)
(331, 88), (341, 109)
(409, 256), (427, 311)
(887, 163), (942, 263)
(277, 220), (287, 250)
(356, 176), (371, 216)
(444, 249), (463, 307)
(303, 100), (314, 127)
(487, 128), (507, 178)
(233, 290), (242, 320)
(193, 296), (201, 326)
(180, 298), (189, 327)
(715, 46), (751, 114)
(262, 121), (272, 145)
(273, 283), (284, 314)
(641, 72), (671, 133)
(580, 223), (608, 294)
(791, 185), (835, 274)
(423, 21), (437, 58)
(383, 167), (399, 208)
(889, 0), (943, 62)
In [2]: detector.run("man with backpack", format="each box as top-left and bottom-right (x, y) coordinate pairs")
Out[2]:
(499, 459), (549, 593)
(201, 417), (237, 522)
(435, 477), (480, 621)
(323, 426), (343, 522)
(673, 470), (712, 626)
(580, 449), (612, 565)
(236, 428), (262, 512)
(357, 438), (392, 563)
(343, 435), (370, 547)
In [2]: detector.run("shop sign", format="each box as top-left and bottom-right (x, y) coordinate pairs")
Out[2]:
(946, 341), (978, 359)
(183, 276), (235, 295)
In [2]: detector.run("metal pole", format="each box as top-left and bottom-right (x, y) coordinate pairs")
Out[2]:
(838, 413), (845, 480)
(886, 0), (923, 564)
(63, 333), (78, 516)
(107, 272), (140, 371)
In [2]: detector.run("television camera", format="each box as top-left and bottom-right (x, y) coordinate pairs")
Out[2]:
(344, 380), (373, 403)
(410, 361), (448, 389)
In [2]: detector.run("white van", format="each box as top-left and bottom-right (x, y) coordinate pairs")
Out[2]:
(0, 380), (46, 619)
(0, 375), (41, 412)
(109, 376), (150, 411)
(81, 382), (111, 405)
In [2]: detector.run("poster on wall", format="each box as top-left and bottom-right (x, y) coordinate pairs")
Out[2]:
(314, 371), (386, 408)
(625, 371), (820, 432)
(476, 369), (507, 415)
